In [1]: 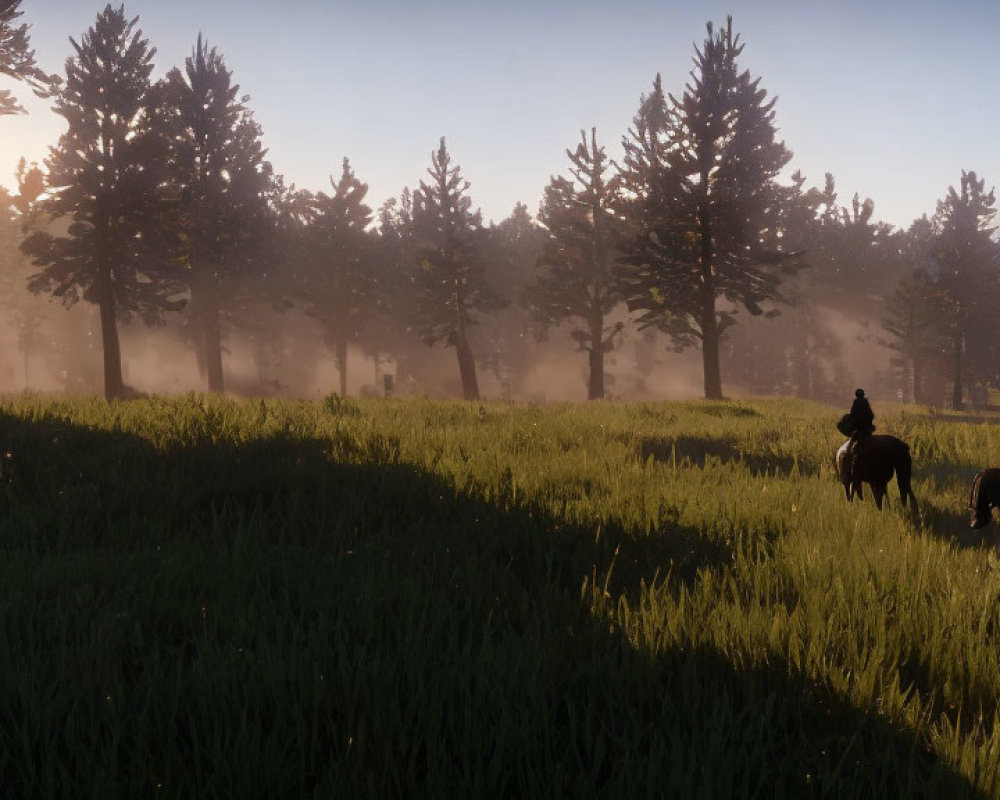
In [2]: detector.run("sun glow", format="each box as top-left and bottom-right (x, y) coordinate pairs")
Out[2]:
(0, 92), (61, 189)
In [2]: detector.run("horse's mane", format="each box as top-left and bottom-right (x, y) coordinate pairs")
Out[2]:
(970, 470), (984, 512)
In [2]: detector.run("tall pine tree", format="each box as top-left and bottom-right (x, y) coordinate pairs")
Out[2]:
(370, 190), (419, 382)
(22, 5), (181, 399)
(158, 34), (273, 393)
(618, 18), (799, 399)
(930, 171), (998, 409)
(299, 158), (374, 396)
(0, 158), (46, 388)
(882, 261), (949, 403)
(480, 202), (545, 396)
(525, 128), (624, 399)
(411, 138), (501, 401)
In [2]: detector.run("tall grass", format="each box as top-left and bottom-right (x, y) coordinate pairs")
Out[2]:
(0, 392), (998, 797)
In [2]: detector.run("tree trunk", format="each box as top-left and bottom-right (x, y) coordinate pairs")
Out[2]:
(700, 285), (723, 399)
(204, 304), (225, 394)
(194, 271), (225, 394)
(96, 265), (125, 400)
(701, 326), (723, 400)
(793, 336), (811, 399)
(951, 318), (964, 410)
(336, 335), (348, 396)
(454, 329), (479, 401)
(588, 313), (605, 400)
(21, 326), (32, 389)
(697, 183), (723, 400)
(193, 332), (207, 382)
(588, 346), (605, 400)
(453, 281), (479, 401)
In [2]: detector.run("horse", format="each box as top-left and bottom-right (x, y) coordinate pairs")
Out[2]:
(968, 468), (1000, 528)
(835, 434), (916, 511)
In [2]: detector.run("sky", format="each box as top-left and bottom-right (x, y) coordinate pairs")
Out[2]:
(2, 0), (998, 230)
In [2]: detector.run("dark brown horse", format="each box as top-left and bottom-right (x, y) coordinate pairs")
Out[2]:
(968, 468), (1000, 528)
(835, 435), (916, 510)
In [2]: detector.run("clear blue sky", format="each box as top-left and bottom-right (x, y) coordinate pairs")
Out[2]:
(2, 0), (998, 229)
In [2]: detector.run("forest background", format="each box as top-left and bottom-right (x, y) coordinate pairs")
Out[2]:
(0, 2), (996, 409)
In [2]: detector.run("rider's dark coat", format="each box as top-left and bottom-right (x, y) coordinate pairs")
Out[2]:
(849, 395), (875, 436)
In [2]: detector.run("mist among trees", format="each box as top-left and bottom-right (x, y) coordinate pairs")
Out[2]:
(2, 3), (999, 408)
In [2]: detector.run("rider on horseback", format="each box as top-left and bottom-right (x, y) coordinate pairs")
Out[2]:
(844, 388), (875, 482)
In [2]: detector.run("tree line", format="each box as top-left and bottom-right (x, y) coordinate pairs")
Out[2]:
(1, 3), (998, 408)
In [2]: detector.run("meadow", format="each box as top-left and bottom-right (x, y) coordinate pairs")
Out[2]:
(0, 392), (998, 797)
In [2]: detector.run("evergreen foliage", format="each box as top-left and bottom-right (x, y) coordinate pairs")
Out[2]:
(298, 158), (375, 396)
(158, 34), (274, 393)
(21, 5), (182, 399)
(723, 171), (905, 402)
(882, 263), (949, 403)
(411, 138), (502, 401)
(617, 17), (800, 399)
(525, 128), (624, 399)
(930, 171), (999, 409)
(0, 159), (44, 387)
(5, 10), (1000, 403)
(0, 0), (58, 115)
(480, 202), (545, 395)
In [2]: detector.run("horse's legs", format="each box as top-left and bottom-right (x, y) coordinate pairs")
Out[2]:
(855, 481), (864, 501)
(873, 484), (885, 510)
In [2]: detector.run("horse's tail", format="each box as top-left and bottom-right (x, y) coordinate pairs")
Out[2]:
(969, 469), (991, 528)
(897, 444), (916, 509)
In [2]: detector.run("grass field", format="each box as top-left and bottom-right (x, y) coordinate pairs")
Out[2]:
(1, 392), (999, 797)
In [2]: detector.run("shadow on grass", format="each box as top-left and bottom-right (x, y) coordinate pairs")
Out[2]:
(638, 434), (820, 478)
(916, 500), (1000, 552)
(692, 401), (761, 418)
(921, 462), (986, 491)
(0, 409), (990, 798)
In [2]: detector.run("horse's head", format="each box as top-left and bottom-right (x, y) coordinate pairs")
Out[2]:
(970, 509), (992, 529)
(969, 469), (999, 528)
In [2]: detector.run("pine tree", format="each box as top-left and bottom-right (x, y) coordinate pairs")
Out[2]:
(882, 258), (949, 403)
(368, 190), (418, 383)
(0, 158), (45, 387)
(22, 5), (181, 399)
(524, 128), (624, 399)
(374, 189), (415, 340)
(727, 169), (904, 401)
(480, 201), (545, 396)
(299, 158), (374, 396)
(810, 183), (902, 320)
(617, 17), (800, 399)
(158, 34), (273, 393)
(930, 171), (999, 409)
(411, 138), (501, 401)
